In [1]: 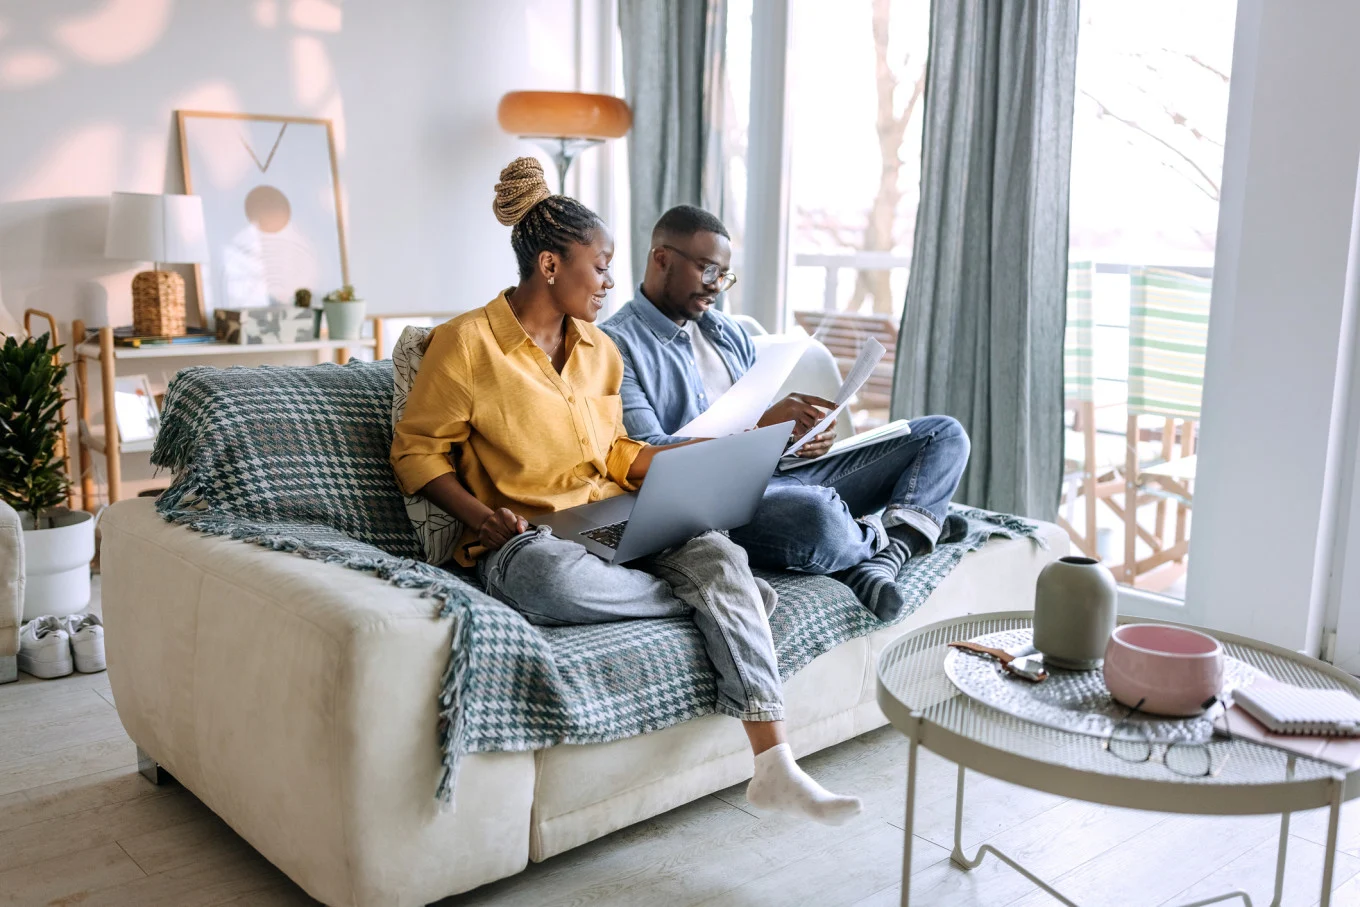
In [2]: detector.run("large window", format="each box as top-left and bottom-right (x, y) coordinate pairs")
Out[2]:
(1061, 0), (1236, 599)
(786, 0), (927, 319)
(719, 0), (752, 316)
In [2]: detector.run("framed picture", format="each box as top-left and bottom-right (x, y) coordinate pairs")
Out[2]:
(177, 111), (350, 325)
(113, 375), (160, 444)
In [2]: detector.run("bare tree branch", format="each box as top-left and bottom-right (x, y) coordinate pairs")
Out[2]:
(1184, 52), (1230, 83)
(1082, 89), (1220, 200)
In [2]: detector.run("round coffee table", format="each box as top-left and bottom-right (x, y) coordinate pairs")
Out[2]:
(876, 611), (1360, 907)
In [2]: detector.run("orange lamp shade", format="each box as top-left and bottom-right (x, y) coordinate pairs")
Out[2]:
(497, 91), (632, 140)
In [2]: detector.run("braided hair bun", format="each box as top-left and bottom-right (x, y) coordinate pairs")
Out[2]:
(493, 157), (552, 227)
(494, 157), (605, 281)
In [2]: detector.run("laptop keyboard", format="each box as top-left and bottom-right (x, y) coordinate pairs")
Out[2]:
(582, 520), (629, 549)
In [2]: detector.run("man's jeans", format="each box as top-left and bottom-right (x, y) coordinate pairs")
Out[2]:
(730, 415), (970, 574)
(477, 526), (784, 722)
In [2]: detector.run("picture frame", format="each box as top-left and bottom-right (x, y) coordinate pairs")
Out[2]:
(177, 111), (350, 326)
(113, 375), (160, 445)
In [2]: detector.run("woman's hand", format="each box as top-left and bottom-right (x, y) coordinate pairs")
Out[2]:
(478, 507), (529, 550)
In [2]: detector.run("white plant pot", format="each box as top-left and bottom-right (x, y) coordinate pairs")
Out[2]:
(20, 508), (94, 621)
(324, 299), (366, 341)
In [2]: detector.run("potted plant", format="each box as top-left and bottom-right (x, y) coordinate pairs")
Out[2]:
(322, 284), (366, 341)
(0, 334), (94, 620)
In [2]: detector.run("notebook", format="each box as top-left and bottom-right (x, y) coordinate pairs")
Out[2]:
(778, 418), (912, 472)
(1232, 675), (1360, 737)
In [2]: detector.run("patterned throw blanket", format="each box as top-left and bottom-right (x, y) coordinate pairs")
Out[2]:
(151, 360), (1042, 806)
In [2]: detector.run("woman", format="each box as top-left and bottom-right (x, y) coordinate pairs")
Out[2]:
(391, 158), (859, 826)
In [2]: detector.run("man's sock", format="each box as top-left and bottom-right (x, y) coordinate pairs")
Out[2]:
(886, 523), (928, 552)
(940, 512), (969, 545)
(834, 538), (911, 621)
(746, 743), (863, 826)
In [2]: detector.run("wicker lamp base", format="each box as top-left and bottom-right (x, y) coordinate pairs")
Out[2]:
(131, 270), (187, 336)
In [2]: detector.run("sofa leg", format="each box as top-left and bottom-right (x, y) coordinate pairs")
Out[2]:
(136, 746), (173, 786)
(0, 655), (15, 684)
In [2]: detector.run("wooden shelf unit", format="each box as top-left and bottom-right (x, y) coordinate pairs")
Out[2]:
(72, 321), (376, 508)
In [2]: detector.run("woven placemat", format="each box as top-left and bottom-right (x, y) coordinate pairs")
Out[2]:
(943, 627), (1259, 743)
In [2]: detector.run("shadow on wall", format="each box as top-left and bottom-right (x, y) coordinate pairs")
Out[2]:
(0, 0), (316, 337)
(2, 0), (576, 341)
(0, 197), (118, 331)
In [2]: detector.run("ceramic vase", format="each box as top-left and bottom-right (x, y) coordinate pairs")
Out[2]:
(324, 299), (366, 340)
(1032, 555), (1117, 670)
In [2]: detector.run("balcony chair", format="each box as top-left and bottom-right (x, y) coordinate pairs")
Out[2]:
(1113, 266), (1212, 590)
(792, 310), (898, 429)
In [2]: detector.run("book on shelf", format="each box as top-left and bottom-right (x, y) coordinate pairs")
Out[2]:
(109, 326), (218, 348)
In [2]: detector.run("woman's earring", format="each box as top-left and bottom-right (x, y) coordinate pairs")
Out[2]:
(548, 276), (555, 285)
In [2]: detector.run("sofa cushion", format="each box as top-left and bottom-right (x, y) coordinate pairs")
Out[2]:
(530, 637), (870, 859)
(529, 525), (1066, 860)
(152, 359), (422, 559)
(391, 326), (463, 565)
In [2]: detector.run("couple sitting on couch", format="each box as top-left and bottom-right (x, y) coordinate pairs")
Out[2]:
(390, 157), (969, 827)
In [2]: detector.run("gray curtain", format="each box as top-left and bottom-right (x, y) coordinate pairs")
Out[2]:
(892, 0), (1078, 521)
(618, 0), (726, 282)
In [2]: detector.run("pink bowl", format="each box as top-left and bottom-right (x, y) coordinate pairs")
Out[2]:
(1103, 624), (1224, 717)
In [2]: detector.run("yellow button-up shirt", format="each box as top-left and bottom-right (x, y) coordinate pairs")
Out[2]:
(391, 291), (647, 565)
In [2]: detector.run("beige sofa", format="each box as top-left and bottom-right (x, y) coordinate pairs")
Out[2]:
(101, 497), (1065, 906)
(0, 500), (21, 683)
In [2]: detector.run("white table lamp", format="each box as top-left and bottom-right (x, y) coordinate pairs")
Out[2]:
(104, 192), (208, 336)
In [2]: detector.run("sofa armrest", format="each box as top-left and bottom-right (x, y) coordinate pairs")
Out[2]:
(0, 500), (22, 665)
(100, 498), (534, 907)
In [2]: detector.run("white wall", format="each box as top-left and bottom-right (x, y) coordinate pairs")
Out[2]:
(1186, 0), (1360, 652)
(0, 0), (598, 331)
(0, 0), (615, 498)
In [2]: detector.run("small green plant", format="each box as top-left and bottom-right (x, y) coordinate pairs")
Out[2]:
(294, 288), (313, 308)
(323, 285), (359, 303)
(0, 334), (70, 527)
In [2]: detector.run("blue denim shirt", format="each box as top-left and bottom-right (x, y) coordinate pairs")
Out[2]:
(600, 290), (757, 445)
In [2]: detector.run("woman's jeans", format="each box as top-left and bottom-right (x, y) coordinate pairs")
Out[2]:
(729, 414), (970, 574)
(477, 526), (784, 722)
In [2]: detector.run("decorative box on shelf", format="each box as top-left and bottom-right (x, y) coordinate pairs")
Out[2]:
(214, 305), (317, 344)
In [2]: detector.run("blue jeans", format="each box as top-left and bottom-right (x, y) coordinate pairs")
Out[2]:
(476, 527), (784, 722)
(729, 415), (970, 574)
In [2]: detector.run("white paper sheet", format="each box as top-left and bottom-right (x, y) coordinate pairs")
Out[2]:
(676, 337), (809, 438)
(782, 336), (886, 456)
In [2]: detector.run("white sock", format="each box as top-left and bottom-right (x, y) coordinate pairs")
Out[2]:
(746, 743), (863, 826)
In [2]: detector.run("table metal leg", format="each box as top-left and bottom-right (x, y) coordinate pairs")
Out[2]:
(947, 764), (1082, 906)
(1320, 777), (1343, 907)
(900, 737), (918, 907)
(1269, 810), (1291, 907)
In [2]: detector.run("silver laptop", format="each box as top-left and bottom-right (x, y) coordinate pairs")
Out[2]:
(531, 421), (794, 564)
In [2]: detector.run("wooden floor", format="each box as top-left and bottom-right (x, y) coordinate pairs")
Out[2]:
(5, 586), (1360, 906)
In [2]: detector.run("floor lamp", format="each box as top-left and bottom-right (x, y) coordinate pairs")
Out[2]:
(497, 91), (632, 196)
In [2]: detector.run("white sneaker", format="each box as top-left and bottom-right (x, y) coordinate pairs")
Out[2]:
(18, 617), (73, 679)
(62, 613), (106, 674)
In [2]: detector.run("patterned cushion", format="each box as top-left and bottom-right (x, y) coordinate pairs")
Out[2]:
(151, 360), (422, 559)
(392, 326), (463, 565)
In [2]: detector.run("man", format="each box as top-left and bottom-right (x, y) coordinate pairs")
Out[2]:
(601, 205), (970, 620)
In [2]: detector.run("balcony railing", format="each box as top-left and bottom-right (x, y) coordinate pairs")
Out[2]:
(790, 251), (1214, 597)
(793, 251), (913, 312)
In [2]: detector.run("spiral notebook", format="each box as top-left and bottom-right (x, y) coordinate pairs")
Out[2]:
(1233, 676), (1360, 737)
